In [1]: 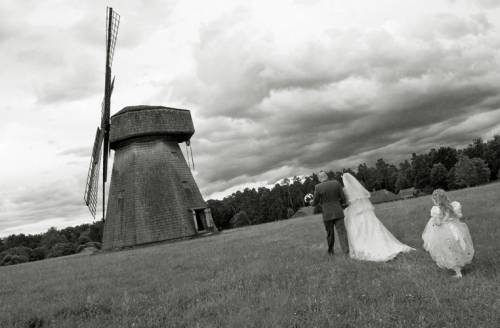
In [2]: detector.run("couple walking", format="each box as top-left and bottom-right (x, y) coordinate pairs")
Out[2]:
(312, 171), (414, 261)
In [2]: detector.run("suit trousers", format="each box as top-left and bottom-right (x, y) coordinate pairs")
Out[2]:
(323, 218), (349, 255)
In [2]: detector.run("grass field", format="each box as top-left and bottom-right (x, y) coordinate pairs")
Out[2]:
(1, 183), (499, 328)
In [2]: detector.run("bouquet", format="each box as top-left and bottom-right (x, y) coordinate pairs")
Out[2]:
(304, 193), (314, 204)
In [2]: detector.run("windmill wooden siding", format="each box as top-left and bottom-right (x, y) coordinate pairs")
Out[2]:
(102, 106), (209, 250)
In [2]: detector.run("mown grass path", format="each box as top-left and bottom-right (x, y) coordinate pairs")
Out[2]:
(1, 183), (499, 327)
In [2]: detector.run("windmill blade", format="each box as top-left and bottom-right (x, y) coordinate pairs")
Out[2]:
(102, 76), (116, 183)
(84, 127), (105, 217)
(100, 76), (115, 183)
(103, 7), (119, 183)
(83, 8), (119, 219)
(100, 76), (115, 126)
(103, 7), (120, 130)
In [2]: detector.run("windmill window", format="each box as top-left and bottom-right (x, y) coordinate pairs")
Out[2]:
(182, 181), (189, 189)
(171, 151), (179, 160)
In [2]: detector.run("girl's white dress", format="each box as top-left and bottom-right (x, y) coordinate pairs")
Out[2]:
(342, 174), (415, 262)
(422, 202), (474, 270)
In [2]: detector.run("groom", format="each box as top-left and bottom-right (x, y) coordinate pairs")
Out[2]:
(311, 171), (349, 257)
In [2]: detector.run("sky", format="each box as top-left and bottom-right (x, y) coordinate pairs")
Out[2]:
(1, 0), (500, 237)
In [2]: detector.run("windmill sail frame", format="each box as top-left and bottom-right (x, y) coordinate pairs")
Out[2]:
(84, 127), (104, 217)
(84, 7), (120, 219)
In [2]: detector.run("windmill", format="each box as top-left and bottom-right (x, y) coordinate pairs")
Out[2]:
(101, 105), (217, 250)
(84, 7), (120, 221)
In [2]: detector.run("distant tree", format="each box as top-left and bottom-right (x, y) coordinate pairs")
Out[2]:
(302, 176), (315, 195)
(77, 236), (92, 246)
(287, 208), (295, 219)
(281, 178), (293, 209)
(230, 211), (251, 228)
(47, 243), (76, 259)
(357, 164), (376, 191)
(291, 176), (306, 209)
(411, 153), (431, 190)
(311, 172), (320, 184)
(454, 156), (477, 188)
(32, 246), (48, 261)
(90, 221), (105, 243)
(395, 160), (412, 193)
(430, 163), (448, 190)
(484, 134), (500, 180)
(41, 227), (67, 249)
(207, 199), (233, 230)
(463, 138), (485, 160)
(2, 233), (34, 250)
(431, 147), (459, 171)
(375, 158), (390, 190)
(60, 226), (81, 244)
(446, 167), (459, 190)
(471, 158), (490, 185)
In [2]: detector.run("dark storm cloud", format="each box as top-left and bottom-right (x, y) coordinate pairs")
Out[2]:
(166, 11), (500, 197)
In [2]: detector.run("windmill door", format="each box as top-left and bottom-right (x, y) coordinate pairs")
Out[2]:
(191, 209), (207, 232)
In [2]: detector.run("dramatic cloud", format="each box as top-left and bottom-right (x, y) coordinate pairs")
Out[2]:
(166, 10), (500, 196)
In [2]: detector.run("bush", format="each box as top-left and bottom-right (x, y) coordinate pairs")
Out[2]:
(0, 246), (33, 263)
(287, 208), (295, 219)
(0, 254), (29, 266)
(76, 242), (103, 253)
(230, 211), (251, 228)
(47, 243), (76, 259)
(10, 255), (29, 265)
(77, 236), (92, 245)
(32, 246), (48, 261)
(0, 254), (12, 266)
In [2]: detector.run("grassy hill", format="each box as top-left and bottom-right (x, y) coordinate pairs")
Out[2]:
(1, 183), (499, 327)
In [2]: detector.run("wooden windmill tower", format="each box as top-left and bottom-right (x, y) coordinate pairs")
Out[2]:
(102, 106), (216, 250)
(84, 7), (120, 221)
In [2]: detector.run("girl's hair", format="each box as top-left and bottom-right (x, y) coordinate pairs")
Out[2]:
(432, 189), (455, 218)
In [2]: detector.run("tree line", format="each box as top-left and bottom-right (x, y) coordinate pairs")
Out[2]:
(1, 135), (499, 265)
(0, 222), (103, 266)
(208, 135), (500, 229)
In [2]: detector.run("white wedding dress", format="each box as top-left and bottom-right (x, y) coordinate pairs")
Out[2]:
(342, 173), (415, 261)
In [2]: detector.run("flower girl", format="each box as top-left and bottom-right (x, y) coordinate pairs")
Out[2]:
(422, 189), (474, 277)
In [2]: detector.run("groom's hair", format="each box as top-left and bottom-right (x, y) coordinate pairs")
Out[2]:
(318, 171), (328, 182)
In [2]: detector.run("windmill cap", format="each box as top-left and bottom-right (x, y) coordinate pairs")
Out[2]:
(110, 105), (195, 148)
(112, 105), (190, 117)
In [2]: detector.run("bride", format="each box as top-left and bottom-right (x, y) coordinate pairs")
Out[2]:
(342, 173), (415, 261)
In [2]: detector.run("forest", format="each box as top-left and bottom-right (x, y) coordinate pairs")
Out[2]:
(1, 135), (499, 266)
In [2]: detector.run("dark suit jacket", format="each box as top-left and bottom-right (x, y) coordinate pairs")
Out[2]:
(313, 180), (347, 221)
